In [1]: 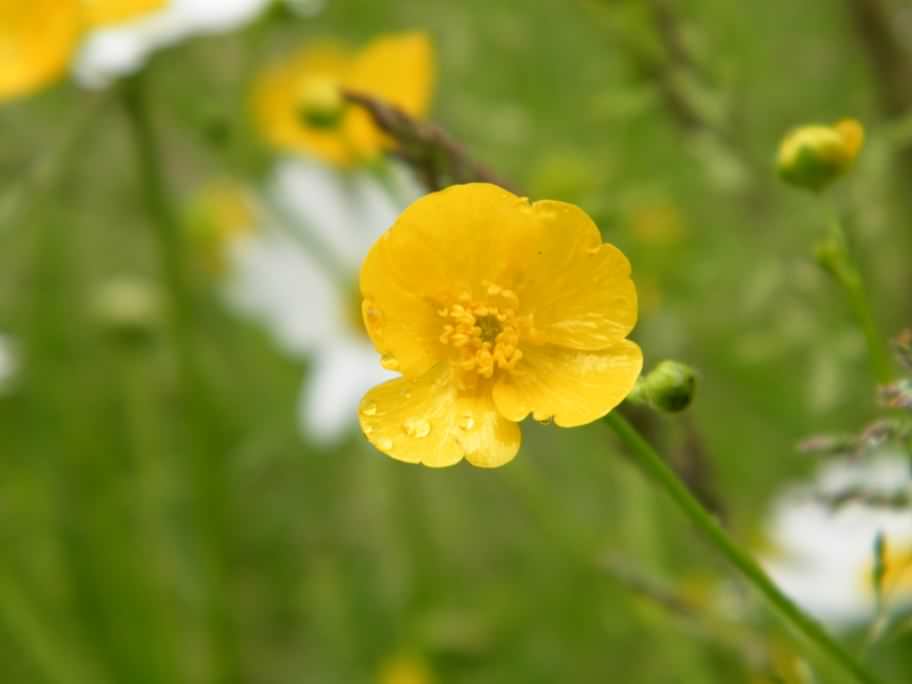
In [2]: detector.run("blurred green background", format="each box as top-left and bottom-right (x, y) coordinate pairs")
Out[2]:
(2, 0), (912, 682)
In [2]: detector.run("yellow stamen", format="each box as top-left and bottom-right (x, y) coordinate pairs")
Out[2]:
(437, 284), (526, 389)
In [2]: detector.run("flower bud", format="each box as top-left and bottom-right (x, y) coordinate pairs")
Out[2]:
(628, 359), (697, 413)
(776, 118), (864, 192)
(92, 278), (162, 345)
(296, 77), (346, 129)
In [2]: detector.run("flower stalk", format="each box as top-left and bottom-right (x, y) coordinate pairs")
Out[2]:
(603, 411), (883, 684)
(121, 72), (240, 683)
(815, 215), (894, 385)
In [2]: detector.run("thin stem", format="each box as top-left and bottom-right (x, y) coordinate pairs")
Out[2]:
(822, 215), (894, 385)
(604, 411), (883, 684)
(121, 74), (240, 683)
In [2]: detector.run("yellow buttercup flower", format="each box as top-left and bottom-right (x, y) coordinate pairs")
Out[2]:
(253, 32), (434, 166)
(82, 0), (166, 27)
(0, 0), (165, 102)
(358, 183), (643, 468)
(0, 0), (83, 101)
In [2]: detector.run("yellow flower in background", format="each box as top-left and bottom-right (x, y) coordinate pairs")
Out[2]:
(777, 118), (864, 192)
(359, 183), (642, 468)
(186, 179), (258, 275)
(0, 0), (83, 101)
(377, 654), (434, 684)
(253, 32), (434, 166)
(82, 0), (166, 27)
(0, 0), (165, 101)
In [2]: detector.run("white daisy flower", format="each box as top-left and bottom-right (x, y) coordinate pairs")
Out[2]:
(225, 157), (423, 444)
(74, 0), (273, 88)
(761, 454), (912, 627)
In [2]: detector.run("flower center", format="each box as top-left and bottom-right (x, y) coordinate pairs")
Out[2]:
(437, 282), (524, 388)
(862, 542), (912, 600)
(296, 76), (346, 130)
(880, 545), (912, 594)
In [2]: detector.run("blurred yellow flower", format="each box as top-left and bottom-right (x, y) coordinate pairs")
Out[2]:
(359, 183), (642, 468)
(82, 0), (166, 27)
(0, 0), (165, 101)
(377, 654), (434, 684)
(777, 118), (864, 192)
(253, 32), (434, 166)
(186, 180), (258, 275)
(0, 0), (83, 101)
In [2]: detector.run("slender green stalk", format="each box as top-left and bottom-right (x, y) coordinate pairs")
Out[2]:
(121, 74), (240, 684)
(817, 215), (894, 385)
(604, 411), (883, 684)
(0, 575), (99, 684)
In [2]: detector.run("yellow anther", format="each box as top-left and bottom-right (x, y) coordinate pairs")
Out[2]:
(437, 285), (526, 384)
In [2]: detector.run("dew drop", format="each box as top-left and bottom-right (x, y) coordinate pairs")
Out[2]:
(378, 437), (394, 451)
(361, 402), (378, 417)
(403, 417), (432, 439)
(362, 299), (384, 331)
(380, 354), (400, 371)
(458, 414), (476, 431)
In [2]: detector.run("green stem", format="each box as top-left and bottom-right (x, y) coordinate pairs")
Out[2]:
(603, 411), (883, 684)
(121, 74), (240, 683)
(821, 216), (894, 385)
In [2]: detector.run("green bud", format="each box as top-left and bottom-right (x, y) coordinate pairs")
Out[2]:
(92, 278), (162, 346)
(629, 360), (697, 413)
(776, 119), (864, 192)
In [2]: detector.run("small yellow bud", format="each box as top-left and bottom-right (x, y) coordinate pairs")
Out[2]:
(628, 360), (697, 413)
(296, 77), (346, 129)
(776, 118), (864, 192)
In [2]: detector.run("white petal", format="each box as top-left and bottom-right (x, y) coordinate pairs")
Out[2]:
(267, 158), (424, 270)
(297, 339), (394, 444)
(760, 454), (912, 628)
(73, 0), (271, 88)
(223, 231), (345, 355)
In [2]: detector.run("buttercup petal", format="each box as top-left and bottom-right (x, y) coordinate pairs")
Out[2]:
(0, 0), (82, 101)
(492, 339), (643, 427)
(82, 0), (165, 28)
(343, 31), (434, 156)
(359, 184), (540, 378)
(520, 200), (638, 350)
(359, 364), (521, 468)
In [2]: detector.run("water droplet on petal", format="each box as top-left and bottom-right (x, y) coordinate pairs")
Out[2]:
(380, 354), (400, 371)
(378, 437), (394, 451)
(361, 402), (378, 417)
(403, 417), (432, 439)
(458, 414), (476, 431)
(403, 391), (413, 400)
(363, 299), (384, 332)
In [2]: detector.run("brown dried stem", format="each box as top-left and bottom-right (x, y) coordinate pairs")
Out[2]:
(342, 89), (517, 193)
